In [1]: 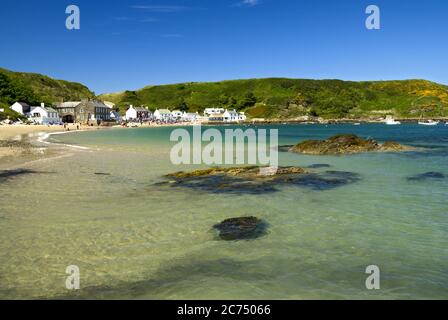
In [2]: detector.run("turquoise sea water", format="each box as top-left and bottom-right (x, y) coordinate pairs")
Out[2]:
(0, 124), (447, 299)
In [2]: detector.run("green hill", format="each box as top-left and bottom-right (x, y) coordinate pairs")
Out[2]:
(100, 78), (448, 119)
(1, 67), (447, 121)
(0, 68), (94, 120)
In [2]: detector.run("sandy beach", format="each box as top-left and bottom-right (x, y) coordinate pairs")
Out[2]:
(0, 124), (78, 140)
(0, 124), (108, 162)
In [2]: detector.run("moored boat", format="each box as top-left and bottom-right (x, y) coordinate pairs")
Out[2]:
(418, 120), (439, 126)
(385, 118), (401, 125)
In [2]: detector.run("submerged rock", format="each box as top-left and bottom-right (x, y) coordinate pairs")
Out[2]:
(94, 172), (111, 176)
(213, 216), (268, 241)
(164, 166), (305, 195)
(160, 166), (360, 194)
(0, 169), (38, 183)
(166, 166), (305, 180)
(290, 170), (361, 190)
(289, 134), (412, 155)
(407, 172), (445, 181)
(307, 164), (332, 169)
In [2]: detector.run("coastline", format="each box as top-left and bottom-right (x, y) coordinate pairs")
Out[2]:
(1, 119), (446, 165)
(1, 122), (447, 299)
(0, 124), (108, 168)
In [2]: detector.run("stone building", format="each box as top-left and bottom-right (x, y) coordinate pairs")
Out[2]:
(55, 100), (111, 124)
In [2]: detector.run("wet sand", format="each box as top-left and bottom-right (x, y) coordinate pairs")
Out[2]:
(0, 124), (69, 140)
(0, 124), (100, 164)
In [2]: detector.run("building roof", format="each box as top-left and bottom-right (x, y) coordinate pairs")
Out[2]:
(45, 107), (58, 113)
(56, 101), (81, 108)
(85, 100), (109, 108)
(30, 106), (58, 113)
(210, 113), (224, 118)
(156, 109), (171, 114)
(134, 107), (149, 112)
(225, 109), (239, 115)
(15, 102), (30, 107)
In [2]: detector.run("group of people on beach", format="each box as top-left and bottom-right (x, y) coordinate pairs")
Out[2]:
(63, 123), (81, 131)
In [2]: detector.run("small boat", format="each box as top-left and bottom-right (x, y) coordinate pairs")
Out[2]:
(353, 122), (361, 126)
(385, 118), (401, 125)
(418, 120), (439, 126)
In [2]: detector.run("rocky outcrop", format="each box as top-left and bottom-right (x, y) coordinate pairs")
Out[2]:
(159, 166), (360, 194)
(166, 166), (306, 180)
(289, 134), (413, 155)
(213, 217), (268, 241)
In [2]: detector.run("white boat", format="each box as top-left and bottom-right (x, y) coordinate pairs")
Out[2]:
(385, 118), (401, 125)
(418, 120), (439, 126)
(353, 123), (361, 126)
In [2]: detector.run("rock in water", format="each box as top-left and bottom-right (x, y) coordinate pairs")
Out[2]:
(213, 217), (268, 241)
(289, 134), (412, 155)
(407, 171), (445, 181)
(160, 166), (360, 194)
(307, 164), (332, 169)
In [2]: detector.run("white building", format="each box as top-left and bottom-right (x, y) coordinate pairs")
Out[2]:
(125, 105), (150, 121)
(10, 102), (30, 115)
(29, 103), (61, 124)
(110, 110), (122, 122)
(171, 110), (183, 119)
(218, 109), (247, 123)
(154, 109), (172, 121)
(102, 101), (122, 122)
(204, 108), (225, 117)
(223, 109), (239, 122)
(238, 111), (247, 122)
(181, 112), (200, 122)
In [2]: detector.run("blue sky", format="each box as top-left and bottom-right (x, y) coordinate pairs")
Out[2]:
(0, 0), (447, 94)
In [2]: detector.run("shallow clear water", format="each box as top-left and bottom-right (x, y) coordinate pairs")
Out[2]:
(0, 124), (447, 299)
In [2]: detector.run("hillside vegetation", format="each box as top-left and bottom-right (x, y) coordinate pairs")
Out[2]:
(0, 68), (94, 120)
(1, 66), (447, 121)
(100, 78), (448, 119)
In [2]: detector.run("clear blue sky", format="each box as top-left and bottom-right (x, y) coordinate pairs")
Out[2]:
(0, 0), (447, 94)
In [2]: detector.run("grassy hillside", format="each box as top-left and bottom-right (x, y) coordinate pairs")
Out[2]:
(100, 78), (448, 119)
(0, 68), (94, 120)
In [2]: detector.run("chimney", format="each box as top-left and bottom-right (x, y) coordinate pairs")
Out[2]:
(41, 102), (45, 108)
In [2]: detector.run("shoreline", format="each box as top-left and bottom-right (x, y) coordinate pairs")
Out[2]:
(0, 124), (108, 166)
(1, 119), (446, 162)
(0, 123), (114, 141)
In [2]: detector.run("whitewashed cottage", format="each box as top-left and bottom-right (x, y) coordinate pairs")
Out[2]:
(125, 105), (150, 121)
(154, 109), (172, 121)
(10, 102), (31, 115)
(29, 103), (61, 124)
